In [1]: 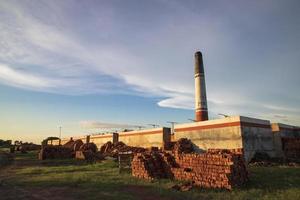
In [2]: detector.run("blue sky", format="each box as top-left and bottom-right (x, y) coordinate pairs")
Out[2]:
(0, 0), (299, 143)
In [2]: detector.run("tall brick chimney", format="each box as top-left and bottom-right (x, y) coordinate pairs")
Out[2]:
(194, 51), (208, 121)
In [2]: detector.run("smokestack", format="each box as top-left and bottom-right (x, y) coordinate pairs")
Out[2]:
(194, 51), (208, 122)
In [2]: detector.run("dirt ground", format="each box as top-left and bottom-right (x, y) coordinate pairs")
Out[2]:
(0, 154), (73, 200)
(1, 151), (300, 200)
(0, 152), (172, 200)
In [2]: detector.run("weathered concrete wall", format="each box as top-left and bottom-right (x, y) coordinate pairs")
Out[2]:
(51, 117), (298, 163)
(118, 127), (171, 148)
(55, 128), (170, 149)
(89, 134), (114, 147)
(271, 123), (284, 158)
(174, 116), (243, 153)
(271, 123), (300, 158)
(272, 123), (300, 138)
(174, 116), (278, 163)
(240, 117), (275, 162)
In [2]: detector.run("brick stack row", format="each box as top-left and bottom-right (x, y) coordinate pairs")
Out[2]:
(38, 145), (73, 160)
(79, 142), (98, 153)
(207, 148), (244, 155)
(131, 152), (167, 180)
(63, 139), (84, 152)
(172, 151), (248, 190)
(15, 143), (41, 152)
(100, 141), (146, 157)
(131, 143), (248, 190)
(173, 138), (194, 154)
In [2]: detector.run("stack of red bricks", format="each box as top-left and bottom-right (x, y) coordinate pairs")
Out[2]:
(173, 138), (194, 154)
(100, 141), (146, 157)
(282, 138), (300, 160)
(207, 148), (244, 155)
(38, 145), (73, 160)
(172, 150), (248, 190)
(131, 139), (248, 190)
(79, 142), (98, 153)
(131, 151), (167, 180)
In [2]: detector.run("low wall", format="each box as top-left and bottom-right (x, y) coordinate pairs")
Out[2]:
(89, 134), (114, 147)
(118, 127), (170, 148)
(48, 116), (298, 163)
(174, 116), (243, 152)
(56, 128), (171, 149)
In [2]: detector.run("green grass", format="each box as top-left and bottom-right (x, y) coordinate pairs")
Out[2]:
(1, 152), (300, 200)
(0, 150), (13, 167)
(0, 147), (10, 153)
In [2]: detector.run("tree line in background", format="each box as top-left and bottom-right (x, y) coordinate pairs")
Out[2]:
(0, 139), (12, 147)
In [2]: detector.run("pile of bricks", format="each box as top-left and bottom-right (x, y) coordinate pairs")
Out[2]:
(207, 148), (244, 155)
(282, 138), (300, 160)
(39, 138), (99, 160)
(75, 151), (105, 162)
(100, 141), (145, 157)
(100, 141), (114, 154)
(16, 143), (41, 152)
(173, 138), (194, 154)
(172, 151), (248, 190)
(38, 145), (73, 160)
(131, 151), (170, 180)
(73, 142), (102, 162)
(131, 139), (248, 190)
(79, 142), (98, 153)
(64, 139), (84, 152)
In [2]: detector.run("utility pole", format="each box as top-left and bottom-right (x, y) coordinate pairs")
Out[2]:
(134, 125), (145, 130)
(59, 126), (62, 145)
(148, 124), (159, 128)
(167, 121), (178, 135)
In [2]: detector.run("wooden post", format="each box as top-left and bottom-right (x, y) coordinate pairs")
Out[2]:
(86, 135), (90, 144)
(113, 132), (119, 145)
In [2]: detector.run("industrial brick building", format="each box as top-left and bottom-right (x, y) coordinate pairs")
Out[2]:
(56, 51), (300, 163)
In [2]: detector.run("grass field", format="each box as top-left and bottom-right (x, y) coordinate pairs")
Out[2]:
(0, 151), (299, 200)
(0, 148), (13, 167)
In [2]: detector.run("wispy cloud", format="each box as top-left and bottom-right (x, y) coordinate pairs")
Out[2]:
(0, 0), (299, 124)
(158, 94), (194, 110)
(0, 63), (53, 88)
(263, 104), (298, 114)
(80, 121), (142, 129)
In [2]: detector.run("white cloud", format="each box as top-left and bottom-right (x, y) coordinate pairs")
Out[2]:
(158, 94), (194, 110)
(79, 121), (142, 129)
(0, 63), (53, 88)
(0, 0), (299, 125)
(0, 0), (197, 100)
